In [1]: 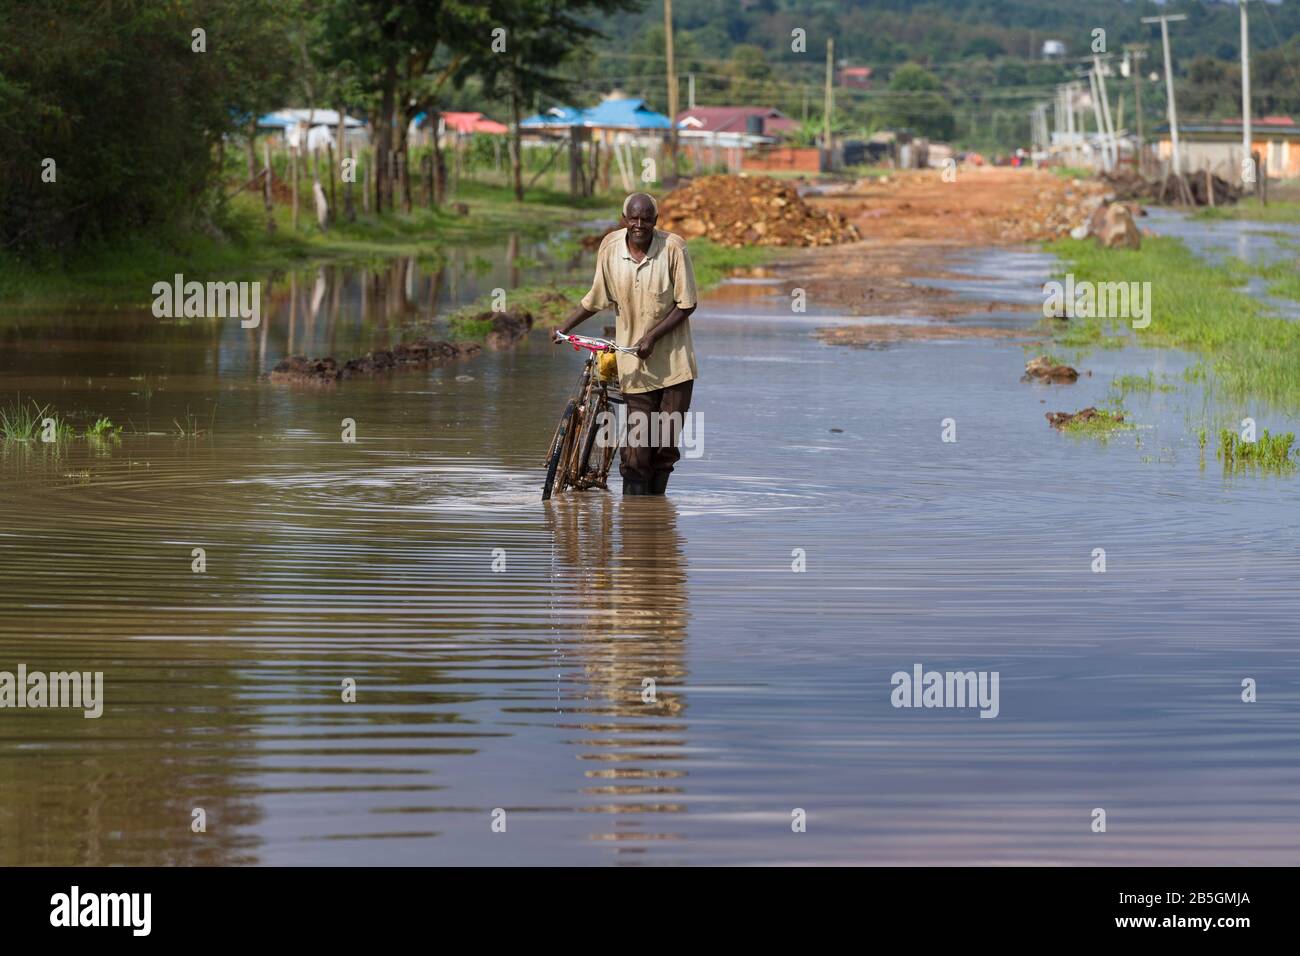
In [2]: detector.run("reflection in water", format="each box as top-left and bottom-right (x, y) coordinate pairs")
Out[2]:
(545, 495), (690, 851)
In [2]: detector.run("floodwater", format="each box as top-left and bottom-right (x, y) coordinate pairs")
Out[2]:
(1144, 206), (1300, 321)
(1, 220), (1298, 866)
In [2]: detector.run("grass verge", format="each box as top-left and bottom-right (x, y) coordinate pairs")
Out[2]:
(1047, 235), (1300, 410)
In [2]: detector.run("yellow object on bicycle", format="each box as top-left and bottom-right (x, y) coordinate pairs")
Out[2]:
(598, 351), (619, 383)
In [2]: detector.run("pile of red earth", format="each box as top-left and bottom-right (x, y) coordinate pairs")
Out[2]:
(657, 175), (860, 247)
(268, 309), (532, 384)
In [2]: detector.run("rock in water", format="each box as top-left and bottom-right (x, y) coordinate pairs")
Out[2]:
(1095, 203), (1141, 250)
(1022, 356), (1079, 384)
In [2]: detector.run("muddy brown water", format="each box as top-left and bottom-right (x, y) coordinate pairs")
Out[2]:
(2, 228), (1299, 865)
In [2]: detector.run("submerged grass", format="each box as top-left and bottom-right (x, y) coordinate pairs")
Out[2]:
(1217, 428), (1297, 472)
(1112, 371), (1176, 395)
(1059, 407), (1132, 439)
(3, 397), (139, 444)
(1048, 235), (1300, 410)
(1, 398), (80, 443)
(0, 398), (50, 441)
(1193, 197), (1300, 224)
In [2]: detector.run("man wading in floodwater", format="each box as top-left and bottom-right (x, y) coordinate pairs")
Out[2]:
(557, 192), (698, 496)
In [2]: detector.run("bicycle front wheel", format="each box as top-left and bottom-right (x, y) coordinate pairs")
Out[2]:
(542, 398), (577, 501)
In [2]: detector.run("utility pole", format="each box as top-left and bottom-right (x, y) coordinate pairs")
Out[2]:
(1128, 44), (1149, 151)
(1125, 44), (1147, 145)
(1087, 67), (1107, 172)
(664, 0), (678, 183)
(1142, 13), (1187, 176)
(823, 38), (834, 172)
(1094, 56), (1118, 172)
(1241, 0), (1255, 191)
(1063, 83), (1077, 165)
(687, 72), (695, 111)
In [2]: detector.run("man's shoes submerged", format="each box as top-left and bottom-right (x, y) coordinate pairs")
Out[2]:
(649, 471), (670, 495)
(622, 477), (650, 496)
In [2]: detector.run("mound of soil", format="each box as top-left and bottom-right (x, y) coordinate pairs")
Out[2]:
(1022, 356), (1080, 384)
(658, 175), (860, 247)
(479, 308), (534, 350)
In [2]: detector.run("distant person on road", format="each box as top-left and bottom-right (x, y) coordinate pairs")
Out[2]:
(557, 192), (698, 497)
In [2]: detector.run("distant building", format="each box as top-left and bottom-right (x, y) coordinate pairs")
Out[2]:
(432, 112), (508, 136)
(258, 109), (366, 150)
(839, 66), (873, 90)
(1155, 116), (1300, 179)
(521, 98), (673, 137)
(519, 95), (675, 176)
(674, 106), (797, 147)
(1042, 40), (1067, 59)
(408, 110), (507, 147)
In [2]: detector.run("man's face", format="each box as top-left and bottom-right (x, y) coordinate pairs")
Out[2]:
(623, 197), (656, 245)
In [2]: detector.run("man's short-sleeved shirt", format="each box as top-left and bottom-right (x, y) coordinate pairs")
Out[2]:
(580, 227), (698, 394)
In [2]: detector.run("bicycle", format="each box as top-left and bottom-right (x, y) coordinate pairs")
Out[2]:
(542, 331), (637, 501)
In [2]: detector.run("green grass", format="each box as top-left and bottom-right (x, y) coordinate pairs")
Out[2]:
(0, 398), (51, 441)
(448, 316), (495, 341)
(1048, 235), (1300, 410)
(0, 398), (76, 443)
(1060, 407), (1133, 440)
(1112, 371), (1176, 395)
(1193, 198), (1300, 224)
(1217, 428), (1296, 472)
(84, 417), (121, 437)
(688, 238), (773, 291)
(1222, 255), (1300, 305)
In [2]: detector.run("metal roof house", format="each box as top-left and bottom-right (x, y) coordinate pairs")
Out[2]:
(521, 98), (675, 145)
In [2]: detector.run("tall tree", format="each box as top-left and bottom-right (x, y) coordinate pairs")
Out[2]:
(473, 0), (642, 201)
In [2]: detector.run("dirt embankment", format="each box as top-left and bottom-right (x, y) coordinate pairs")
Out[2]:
(267, 309), (532, 385)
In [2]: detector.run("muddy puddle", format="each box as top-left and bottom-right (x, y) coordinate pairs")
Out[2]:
(2, 221), (1299, 865)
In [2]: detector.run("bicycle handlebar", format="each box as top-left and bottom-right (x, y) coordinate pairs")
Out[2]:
(554, 331), (639, 355)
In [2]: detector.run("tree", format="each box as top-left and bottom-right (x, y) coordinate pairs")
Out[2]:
(473, 0), (641, 201)
(881, 63), (955, 140)
(0, 0), (294, 256)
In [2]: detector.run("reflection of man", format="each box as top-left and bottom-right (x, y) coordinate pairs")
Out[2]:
(557, 192), (698, 497)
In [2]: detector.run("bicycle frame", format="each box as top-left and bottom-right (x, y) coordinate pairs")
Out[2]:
(554, 331), (639, 355)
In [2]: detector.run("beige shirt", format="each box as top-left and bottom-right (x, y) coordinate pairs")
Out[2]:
(580, 227), (698, 393)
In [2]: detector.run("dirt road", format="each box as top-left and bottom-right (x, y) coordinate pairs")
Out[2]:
(784, 167), (1107, 346)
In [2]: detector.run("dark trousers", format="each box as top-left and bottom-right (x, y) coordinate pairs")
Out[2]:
(620, 379), (694, 482)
